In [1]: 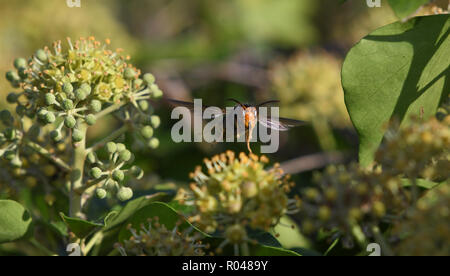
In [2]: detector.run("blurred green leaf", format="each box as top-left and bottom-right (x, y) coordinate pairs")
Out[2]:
(387, 0), (429, 19)
(0, 200), (33, 244)
(103, 193), (166, 231)
(401, 178), (445, 190)
(342, 15), (450, 166)
(60, 213), (103, 239)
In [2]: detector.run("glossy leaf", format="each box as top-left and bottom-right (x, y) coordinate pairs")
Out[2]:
(60, 213), (103, 239)
(387, 0), (429, 20)
(0, 200), (33, 243)
(342, 15), (450, 166)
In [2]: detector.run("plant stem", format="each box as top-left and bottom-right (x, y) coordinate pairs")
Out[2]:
(372, 225), (394, 256)
(95, 102), (126, 120)
(24, 140), (71, 171)
(84, 231), (104, 255)
(86, 124), (129, 153)
(29, 238), (57, 256)
(312, 116), (337, 151)
(70, 123), (88, 218)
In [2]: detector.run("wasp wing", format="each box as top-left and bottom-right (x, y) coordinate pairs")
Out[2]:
(258, 117), (306, 131)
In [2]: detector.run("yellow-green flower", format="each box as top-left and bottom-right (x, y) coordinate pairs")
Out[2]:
(116, 217), (207, 256)
(180, 151), (298, 252)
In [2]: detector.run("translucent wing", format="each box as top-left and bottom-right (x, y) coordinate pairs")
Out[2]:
(258, 117), (306, 131)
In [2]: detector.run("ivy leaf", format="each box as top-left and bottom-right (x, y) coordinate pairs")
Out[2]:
(0, 200), (33, 244)
(342, 15), (450, 166)
(103, 193), (166, 231)
(118, 202), (300, 256)
(60, 213), (103, 239)
(387, 0), (429, 20)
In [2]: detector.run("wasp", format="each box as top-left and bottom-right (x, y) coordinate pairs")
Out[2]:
(167, 98), (305, 153)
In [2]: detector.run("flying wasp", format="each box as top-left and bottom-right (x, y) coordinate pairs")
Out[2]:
(167, 98), (305, 153)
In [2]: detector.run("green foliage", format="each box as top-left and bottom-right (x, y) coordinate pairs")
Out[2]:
(387, 0), (430, 19)
(0, 1), (449, 257)
(60, 213), (103, 239)
(0, 200), (33, 243)
(342, 15), (450, 166)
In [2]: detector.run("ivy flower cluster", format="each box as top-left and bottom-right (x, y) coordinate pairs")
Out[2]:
(0, 37), (163, 217)
(116, 217), (206, 256)
(296, 113), (449, 248)
(376, 115), (450, 182)
(296, 164), (411, 248)
(269, 51), (350, 127)
(179, 151), (299, 254)
(393, 184), (450, 256)
(86, 142), (143, 202)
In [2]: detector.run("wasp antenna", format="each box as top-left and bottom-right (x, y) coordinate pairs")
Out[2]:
(257, 100), (280, 107)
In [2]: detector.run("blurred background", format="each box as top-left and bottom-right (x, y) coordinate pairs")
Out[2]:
(0, 0), (400, 252)
(0, 0), (398, 178)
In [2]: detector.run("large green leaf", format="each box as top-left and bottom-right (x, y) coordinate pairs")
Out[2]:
(103, 193), (167, 231)
(387, 0), (429, 20)
(342, 15), (450, 166)
(0, 200), (33, 243)
(117, 202), (300, 256)
(60, 213), (103, 239)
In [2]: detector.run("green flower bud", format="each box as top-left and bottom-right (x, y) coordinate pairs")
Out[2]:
(0, 133), (6, 144)
(64, 115), (77, 129)
(150, 115), (161, 128)
(0, 110), (14, 125)
(10, 155), (23, 168)
(105, 180), (119, 191)
(117, 187), (133, 202)
(80, 83), (92, 95)
(96, 188), (107, 199)
(6, 71), (20, 83)
(62, 82), (74, 94)
(75, 88), (87, 101)
(149, 84), (158, 93)
(130, 166), (144, 180)
(143, 73), (155, 85)
(133, 78), (143, 88)
(85, 114), (96, 126)
(3, 128), (17, 140)
(15, 105), (27, 117)
(106, 142), (117, 154)
(18, 68), (28, 79)
(118, 149), (132, 162)
(14, 58), (27, 70)
(28, 125), (40, 138)
(124, 68), (136, 80)
(3, 150), (15, 161)
(37, 108), (48, 120)
(152, 88), (163, 99)
(50, 130), (62, 142)
(45, 93), (56, 105)
(141, 126), (154, 139)
(44, 112), (56, 124)
(116, 143), (126, 152)
(90, 167), (103, 179)
(62, 99), (74, 111)
(25, 108), (36, 119)
(72, 129), (84, 142)
(148, 137), (160, 149)
(138, 100), (149, 111)
(87, 152), (97, 164)
(89, 100), (102, 113)
(35, 49), (48, 62)
(6, 93), (19, 104)
(112, 170), (125, 182)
